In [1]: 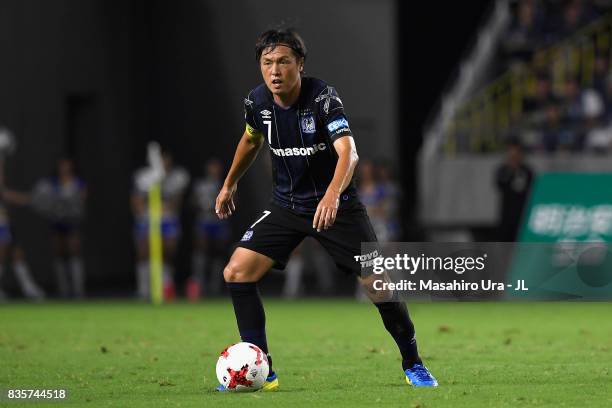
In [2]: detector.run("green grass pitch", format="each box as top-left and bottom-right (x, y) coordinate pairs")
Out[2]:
(1, 301), (611, 407)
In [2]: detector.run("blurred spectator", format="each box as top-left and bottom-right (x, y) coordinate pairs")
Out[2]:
(562, 77), (583, 123)
(281, 240), (334, 299)
(31, 158), (87, 298)
(187, 158), (230, 300)
(601, 72), (612, 121)
(376, 162), (402, 241)
(132, 150), (189, 300)
(495, 141), (534, 241)
(503, 0), (545, 63)
(456, 1), (612, 154)
(356, 159), (402, 242)
(584, 77), (612, 152)
(0, 125), (45, 300)
(592, 53), (609, 96)
(356, 160), (387, 240)
(561, 77), (603, 150)
(355, 159), (401, 300)
(584, 118), (612, 152)
(553, 0), (598, 40)
(524, 73), (552, 119)
(538, 100), (567, 151)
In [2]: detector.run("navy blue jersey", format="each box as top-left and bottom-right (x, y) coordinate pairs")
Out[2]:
(244, 77), (358, 213)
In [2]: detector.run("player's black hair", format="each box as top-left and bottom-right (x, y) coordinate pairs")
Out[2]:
(255, 29), (307, 63)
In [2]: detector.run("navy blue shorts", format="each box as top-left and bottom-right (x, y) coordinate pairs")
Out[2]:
(236, 202), (377, 275)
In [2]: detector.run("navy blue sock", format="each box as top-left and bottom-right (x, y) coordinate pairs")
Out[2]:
(375, 301), (422, 371)
(227, 282), (274, 375)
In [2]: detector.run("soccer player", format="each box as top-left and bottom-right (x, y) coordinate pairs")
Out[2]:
(215, 29), (437, 390)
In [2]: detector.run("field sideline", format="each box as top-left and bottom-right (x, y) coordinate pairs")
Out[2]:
(1, 301), (611, 407)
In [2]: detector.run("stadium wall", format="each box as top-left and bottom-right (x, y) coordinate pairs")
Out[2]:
(419, 155), (612, 226)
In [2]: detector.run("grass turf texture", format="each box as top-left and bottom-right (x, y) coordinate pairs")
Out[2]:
(1, 301), (611, 407)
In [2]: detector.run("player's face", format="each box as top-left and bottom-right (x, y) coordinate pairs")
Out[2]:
(260, 45), (303, 98)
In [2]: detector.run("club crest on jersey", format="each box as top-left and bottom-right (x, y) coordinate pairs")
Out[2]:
(260, 109), (272, 119)
(241, 230), (253, 242)
(301, 115), (316, 134)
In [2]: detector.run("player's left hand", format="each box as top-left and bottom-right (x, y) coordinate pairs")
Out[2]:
(313, 189), (339, 232)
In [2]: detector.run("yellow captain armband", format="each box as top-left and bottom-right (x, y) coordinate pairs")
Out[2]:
(245, 123), (263, 141)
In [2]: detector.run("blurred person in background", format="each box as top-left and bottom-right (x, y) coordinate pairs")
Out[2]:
(355, 160), (387, 300)
(553, 0), (598, 40)
(187, 158), (230, 300)
(132, 150), (189, 300)
(280, 240), (335, 299)
(584, 72), (612, 152)
(356, 160), (387, 240)
(376, 161), (402, 242)
(30, 158), (87, 298)
(601, 72), (612, 121)
(495, 140), (534, 241)
(354, 160), (401, 300)
(561, 77), (585, 132)
(0, 125), (45, 300)
(356, 159), (402, 242)
(502, 0), (544, 64)
(539, 99), (565, 152)
(592, 53), (609, 97)
(561, 77), (603, 151)
(581, 80), (611, 152)
(524, 73), (552, 121)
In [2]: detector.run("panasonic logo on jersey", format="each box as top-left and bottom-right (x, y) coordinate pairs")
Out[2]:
(270, 143), (327, 157)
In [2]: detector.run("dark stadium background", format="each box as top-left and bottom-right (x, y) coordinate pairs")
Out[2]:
(0, 0), (489, 295)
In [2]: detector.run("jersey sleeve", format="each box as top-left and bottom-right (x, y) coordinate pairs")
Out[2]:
(244, 92), (263, 141)
(316, 86), (353, 143)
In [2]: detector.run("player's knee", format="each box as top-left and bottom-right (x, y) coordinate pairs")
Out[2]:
(223, 262), (250, 282)
(359, 275), (394, 303)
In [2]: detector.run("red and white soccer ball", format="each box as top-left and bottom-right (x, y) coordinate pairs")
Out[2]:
(216, 342), (269, 392)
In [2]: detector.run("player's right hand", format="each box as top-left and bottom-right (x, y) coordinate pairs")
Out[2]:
(215, 184), (237, 219)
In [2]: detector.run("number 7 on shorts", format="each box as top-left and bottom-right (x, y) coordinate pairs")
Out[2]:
(250, 210), (271, 229)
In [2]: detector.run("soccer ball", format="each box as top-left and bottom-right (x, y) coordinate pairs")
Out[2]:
(215, 342), (269, 392)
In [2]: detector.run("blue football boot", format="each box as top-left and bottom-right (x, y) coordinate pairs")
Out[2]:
(405, 364), (438, 387)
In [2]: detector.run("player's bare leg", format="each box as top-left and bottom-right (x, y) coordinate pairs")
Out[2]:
(223, 247), (273, 283)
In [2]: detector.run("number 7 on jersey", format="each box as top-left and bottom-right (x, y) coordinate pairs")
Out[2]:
(263, 120), (272, 145)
